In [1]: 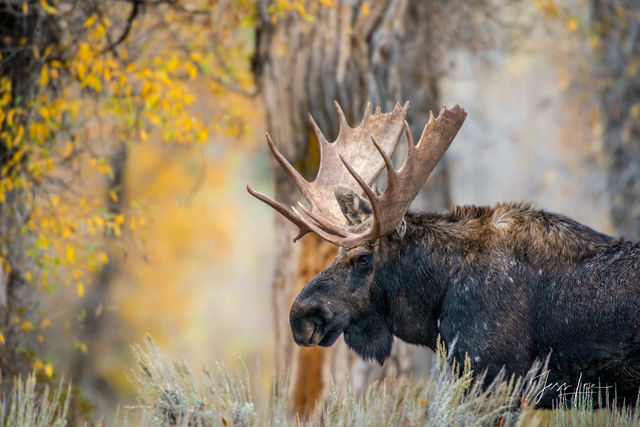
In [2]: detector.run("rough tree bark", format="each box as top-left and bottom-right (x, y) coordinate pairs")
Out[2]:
(253, 0), (452, 416)
(591, 0), (640, 239)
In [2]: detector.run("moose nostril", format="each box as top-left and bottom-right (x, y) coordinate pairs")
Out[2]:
(309, 314), (324, 327)
(290, 300), (334, 346)
(290, 317), (318, 346)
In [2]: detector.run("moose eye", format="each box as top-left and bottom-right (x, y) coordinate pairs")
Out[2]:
(356, 255), (370, 265)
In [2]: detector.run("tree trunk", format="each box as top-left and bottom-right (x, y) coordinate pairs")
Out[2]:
(70, 143), (126, 412)
(0, 1), (56, 384)
(254, 0), (450, 416)
(591, 0), (640, 238)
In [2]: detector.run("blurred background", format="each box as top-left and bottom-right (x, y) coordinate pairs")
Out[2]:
(0, 0), (638, 422)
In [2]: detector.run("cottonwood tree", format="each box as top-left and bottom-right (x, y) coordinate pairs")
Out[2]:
(0, 0), (62, 384)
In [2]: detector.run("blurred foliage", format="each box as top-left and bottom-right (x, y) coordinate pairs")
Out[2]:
(530, 0), (640, 142)
(0, 0), (256, 385)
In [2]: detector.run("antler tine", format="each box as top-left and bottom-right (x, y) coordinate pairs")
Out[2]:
(293, 205), (360, 246)
(295, 202), (348, 237)
(360, 101), (371, 126)
(338, 154), (379, 206)
(370, 135), (398, 190)
(362, 102), (372, 125)
(266, 133), (312, 199)
(338, 153), (384, 237)
(403, 121), (415, 154)
(307, 112), (329, 146)
(388, 105), (466, 210)
(294, 201), (383, 248)
(334, 100), (349, 132)
(246, 184), (311, 241)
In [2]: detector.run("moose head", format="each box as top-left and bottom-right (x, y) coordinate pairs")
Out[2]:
(247, 102), (466, 364)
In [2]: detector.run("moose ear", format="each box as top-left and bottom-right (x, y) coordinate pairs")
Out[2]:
(334, 186), (372, 225)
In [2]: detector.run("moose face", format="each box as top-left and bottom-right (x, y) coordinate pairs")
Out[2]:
(289, 188), (405, 364)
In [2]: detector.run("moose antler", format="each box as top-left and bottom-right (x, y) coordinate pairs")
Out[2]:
(247, 102), (466, 248)
(248, 101), (409, 240)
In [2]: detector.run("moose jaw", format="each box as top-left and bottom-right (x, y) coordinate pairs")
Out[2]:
(248, 102), (640, 408)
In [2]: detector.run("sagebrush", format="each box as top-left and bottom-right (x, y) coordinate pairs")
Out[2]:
(3, 336), (640, 426)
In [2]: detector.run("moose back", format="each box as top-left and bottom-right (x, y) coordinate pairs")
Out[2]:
(248, 102), (640, 407)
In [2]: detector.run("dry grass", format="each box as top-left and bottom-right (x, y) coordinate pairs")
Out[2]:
(0, 373), (70, 427)
(126, 336), (556, 426)
(3, 336), (640, 426)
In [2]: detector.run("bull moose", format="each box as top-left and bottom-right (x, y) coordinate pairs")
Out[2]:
(247, 102), (640, 407)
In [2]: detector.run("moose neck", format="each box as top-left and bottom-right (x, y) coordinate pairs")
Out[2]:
(378, 212), (467, 350)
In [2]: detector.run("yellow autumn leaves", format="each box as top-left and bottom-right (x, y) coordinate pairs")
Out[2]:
(0, 2), (218, 307)
(0, 0), (260, 382)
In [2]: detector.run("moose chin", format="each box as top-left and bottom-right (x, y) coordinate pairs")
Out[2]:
(247, 101), (640, 408)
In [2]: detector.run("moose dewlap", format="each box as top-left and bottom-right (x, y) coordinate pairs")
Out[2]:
(248, 102), (640, 408)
